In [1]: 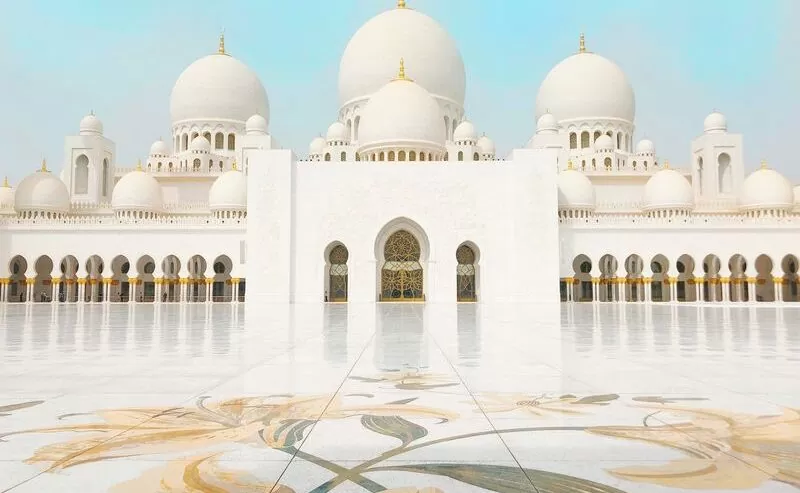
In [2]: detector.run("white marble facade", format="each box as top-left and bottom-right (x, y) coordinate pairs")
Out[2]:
(1, 0), (799, 306)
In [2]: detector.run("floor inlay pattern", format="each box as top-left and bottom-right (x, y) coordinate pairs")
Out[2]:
(0, 302), (798, 492)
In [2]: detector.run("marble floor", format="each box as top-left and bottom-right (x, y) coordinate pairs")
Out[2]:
(0, 302), (798, 492)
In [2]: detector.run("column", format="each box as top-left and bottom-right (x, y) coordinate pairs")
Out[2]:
(231, 278), (238, 304)
(206, 279), (213, 303)
(643, 278), (652, 302)
(747, 278), (757, 303)
(0, 280), (5, 302)
(128, 278), (137, 304)
(154, 279), (163, 303)
(26, 279), (34, 303)
(694, 278), (702, 302)
(181, 279), (188, 302)
(591, 278), (599, 302)
(51, 278), (59, 302)
(774, 278), (783, 303)
(721, 278), (730, 302)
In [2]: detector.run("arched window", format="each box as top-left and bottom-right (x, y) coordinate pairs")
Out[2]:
(420, 152), (426, 162)
(409, 151), (417, 161)
(74, 154), (89, 194)
(388, 151), (395, 161)
(458, 151), (464, 161)
(593, 131), (602, 142)
(227, 134), (235, 150)
(591, 158), (596, 169)
(718, 153), (732, 194)
(346, 120), (352, 141)
(632, 160), (637, 170)
(193, 158), (201, 170)
(381, 230), (423, 301)
(399, 150), (406, 161)
(327, 245), (349, 302)
(203, 131), (211, 143)
(182, 134), (188, 151)
(456, 244), (477, 302)
(354, 115), (361, 142)
(101, 158), (109, 197)
(473, 152), (479, 161)
(697, 157), (704, 194)
(324, 153), (331, 162)
(379, 152), (385, 161)
(208, 159), (213, 171)
(616, 133), (622, 149)
(215, 133), (224, 149)
(157, 162), (163, 171)
(580, 131), (590, 148)
(604, 157), (612, 170)
(569, 133), (577, 149)
(191, 132), (199, 141)
(340, 151), (346, 161)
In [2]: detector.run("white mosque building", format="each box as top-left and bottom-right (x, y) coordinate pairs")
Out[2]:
(1, 0), (799, 305)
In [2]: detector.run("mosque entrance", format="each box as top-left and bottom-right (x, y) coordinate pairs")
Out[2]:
(380, 230), (424, 301)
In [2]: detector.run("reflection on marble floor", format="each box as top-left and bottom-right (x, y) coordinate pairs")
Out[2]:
(0, 303), (798, 492)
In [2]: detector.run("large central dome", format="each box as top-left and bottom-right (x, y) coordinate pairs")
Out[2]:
(535, 36), (635, 124)
(170, 36), (269, 126)
(338, 2), (466, 110)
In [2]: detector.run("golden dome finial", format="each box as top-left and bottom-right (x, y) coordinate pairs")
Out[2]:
(393, 58), (413, 82)
(232, 160), (238, 171)
(579, 32), (586, 53)
(567, 159), (574, 170)
(2, 176), (9, 188)
(136, 159), (143, 171)
(40, 158), (48, 172)
(397, 0), (407, 8)
(760, 159), (768, 169)
(663, 159), (670, 169)
(218, 30), (226, 55)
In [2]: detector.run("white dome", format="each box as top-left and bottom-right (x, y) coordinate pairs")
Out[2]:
(794, 185), (800, 206)
(536, 113), (558, 133)
(326, 121), (349, 143)
(642, 168), (694, 211)
(477, 135), (495, 156)
(558, 166), (595, 210)
(15, 164), (70, 214)
(79, 113), (103, 136)
(170, 47), (269, 126)
(111, 168), (163, 212)
(704, 111), (727, 134)
(0, 179), (14, 214)
(358, 69), (446, 154)
(245, 114), (268, 135)
(209, 168), (247, 211)
(338, 4), (465, 110)
(189, 135), (211, 153)
(453, 120), (477, 143)
(740, 165), (794, 211)
(149, 139), (170, 157)
(636, 139), (655, 154)
(309, 136), (326, 156)
(536, 45), (635, 124)
(594, 134), (613, 151)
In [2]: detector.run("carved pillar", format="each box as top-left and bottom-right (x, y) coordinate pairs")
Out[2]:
(747, 277), (757, 303)
(206, 279), (214, 303)
(232, 278), (240, 303)
(591, 278), (599, 302)
(643, 278), (652, 302)
(128, 278), (137, 303)
(774, 277), (783, 302)
(565, 278), (573, 302)
(154, 278), (163, 303)
(721, 278), (730, 302)
(77, 279), (86, 303)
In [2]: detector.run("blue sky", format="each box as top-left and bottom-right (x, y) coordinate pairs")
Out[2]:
(0, 0), (797, 184)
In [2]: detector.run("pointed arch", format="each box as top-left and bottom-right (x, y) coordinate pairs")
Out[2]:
(456, 242), (479, 302)
(324, 242), (349, 302)
(74, 154), (89, 194)
(374, 218), (429, 302)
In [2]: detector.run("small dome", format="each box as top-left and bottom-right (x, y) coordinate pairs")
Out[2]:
(740, 164), (794, 211)
(15, 163), (70, 214)
(477, 135), (495, 156)
(189, 135), (211, 153)
(643, 168), (693, 211)
(558, 166), (595, 210)
(704, 111), (727, 134)
(326, 121), (349, 144)
(594, 134), (613, 151)
(453, 120), (477, 143)
(149, 139), (170, 157)
(245, 114), (269, 135)
(358, 62), (446, 155)
(170, 41), (269, 126)
(309, 136), (326, 156)
(209, 168), (246, 211)
(0, 179), (14, 214)
(79, 113), (103, 136)
(536, 113), (558, 134)
(111, 167), (163, 212)
(636, 139), (655, 154)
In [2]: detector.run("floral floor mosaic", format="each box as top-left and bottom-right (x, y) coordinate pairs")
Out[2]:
(0, 302), (798, 492)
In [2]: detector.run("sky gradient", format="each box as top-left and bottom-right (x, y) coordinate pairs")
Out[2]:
(0, 0), (797, 184)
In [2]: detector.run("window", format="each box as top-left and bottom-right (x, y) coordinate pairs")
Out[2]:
(74, 154), (89, 194)
(227, 134), (235, 150)
(340, 151), (346, 161)
(215, 133), (224, 149)
(458, 151), (464, 161)
(473, 152), (479, 161)
(569, 133), (577, 149)
(580, 131), (590, 148)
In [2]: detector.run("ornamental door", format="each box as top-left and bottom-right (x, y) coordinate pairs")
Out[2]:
(328, 245), (349, 302)
(381, 230), (424, 301)
(456, 244), (477, 302)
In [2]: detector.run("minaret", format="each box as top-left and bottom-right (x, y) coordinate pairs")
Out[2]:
(63, 112), (116, 204)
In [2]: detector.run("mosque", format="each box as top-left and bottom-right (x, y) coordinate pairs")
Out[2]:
(1, 0), (799, 305)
